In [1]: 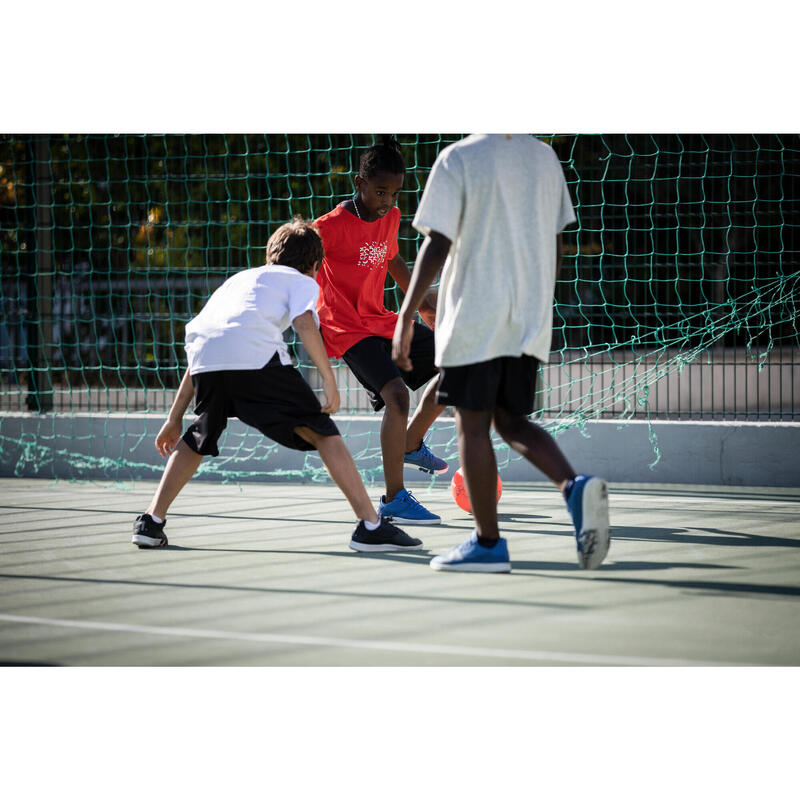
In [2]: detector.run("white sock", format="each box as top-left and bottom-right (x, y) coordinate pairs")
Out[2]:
(364, 518), (381, 531)
(150, 513), (164, 524)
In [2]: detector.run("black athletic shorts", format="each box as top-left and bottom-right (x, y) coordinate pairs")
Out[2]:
(341, 321), (438, 412)
(437, 354), (541, 414)
(181, 354), (340, 456)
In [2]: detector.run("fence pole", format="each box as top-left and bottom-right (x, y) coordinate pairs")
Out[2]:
(25, 134), (54, 412)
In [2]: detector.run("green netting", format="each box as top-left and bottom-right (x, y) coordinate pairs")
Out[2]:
(1, 134), (798, 482)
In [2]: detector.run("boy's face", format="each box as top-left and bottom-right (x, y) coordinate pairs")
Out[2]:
(354, 171), (404, 219)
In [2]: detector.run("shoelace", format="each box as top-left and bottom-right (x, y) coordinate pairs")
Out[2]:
(404, 491), (424, 507)
(418, 442), (446, 469)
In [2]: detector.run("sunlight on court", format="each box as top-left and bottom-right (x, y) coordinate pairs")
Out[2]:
(1, 478), (797, 666)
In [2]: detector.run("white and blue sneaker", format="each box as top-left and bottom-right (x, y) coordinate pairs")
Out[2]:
(430, 532), (511, 573)
(404, 441), (449, 475)
(564, 474), (610, 570)
(378, 488), (441, 525)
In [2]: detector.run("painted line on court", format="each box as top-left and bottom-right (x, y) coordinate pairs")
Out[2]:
(0, 613), (736, 666)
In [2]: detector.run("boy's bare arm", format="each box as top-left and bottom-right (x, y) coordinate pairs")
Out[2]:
(388, 253), (437, 330)
(392, 231), (452, 370)
(292, 310), (340, 415)
(155, 367), (194, 457)
(387, 253), (412, 293)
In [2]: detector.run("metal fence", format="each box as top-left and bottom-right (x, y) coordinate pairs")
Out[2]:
(1, 270), (796, 419)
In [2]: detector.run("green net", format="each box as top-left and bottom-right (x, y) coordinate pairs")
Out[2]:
(1, 134), (798, 482)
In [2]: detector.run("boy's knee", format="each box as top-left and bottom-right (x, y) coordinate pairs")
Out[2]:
(380, 379), (409, 413)
(456, 407), (493, 436)
(493, 408), (528, 439)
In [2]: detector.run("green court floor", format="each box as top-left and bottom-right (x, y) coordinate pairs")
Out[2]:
(1, 478), (798, 666)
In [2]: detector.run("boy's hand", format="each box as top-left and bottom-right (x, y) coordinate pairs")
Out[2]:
(155, 418), (183, 458)
(419, 296), (437, 330)
(392, 314), (415, 371)
(320, 375), (340, 415)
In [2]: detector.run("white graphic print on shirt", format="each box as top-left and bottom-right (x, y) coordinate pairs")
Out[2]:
(357, 240), (388, 270)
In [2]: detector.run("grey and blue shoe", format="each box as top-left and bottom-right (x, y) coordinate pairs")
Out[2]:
(404, 441), (449, 475)
(430, 532), (511, 573)
(378, 488), (441, 525)
(564, 475), (610, 569)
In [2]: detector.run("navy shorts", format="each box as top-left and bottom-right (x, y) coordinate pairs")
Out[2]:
(437, 354), (541, 414)
(341, 321), (438, 412)
(182, 355), (340, 456)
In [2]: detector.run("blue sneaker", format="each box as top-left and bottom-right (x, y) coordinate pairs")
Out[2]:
(565, 475), (610, 570)
(404, 441), (449, 475)
(430, 532), (511, 573)
(378, 488), (441, 525)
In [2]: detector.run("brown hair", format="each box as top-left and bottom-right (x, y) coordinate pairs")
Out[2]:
(265, 216), (324, 273)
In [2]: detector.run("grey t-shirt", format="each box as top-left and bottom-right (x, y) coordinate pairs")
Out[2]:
(413, 134), (576, 367)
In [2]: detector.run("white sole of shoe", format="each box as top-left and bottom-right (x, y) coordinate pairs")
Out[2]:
(405, 464), (450, 475)
(379, 516), (441, 526)
(131, 533), (167, 548)
(577, 477), (610, 570)
(430, 560), (511, 573)
(349, 541), (424, 552)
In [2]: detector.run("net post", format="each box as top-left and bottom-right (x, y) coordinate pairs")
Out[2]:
(25, 134), (54, 413)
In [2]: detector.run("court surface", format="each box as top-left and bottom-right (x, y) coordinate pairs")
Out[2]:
(0, 477), (798, 666)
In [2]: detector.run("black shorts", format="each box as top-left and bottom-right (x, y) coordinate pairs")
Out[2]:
(437, 354), (541, 414)
(182, 355), (340, 456)
(342, 321), (438, 412)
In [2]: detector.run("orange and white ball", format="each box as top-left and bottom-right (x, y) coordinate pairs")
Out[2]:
(450, 467), (502, 513)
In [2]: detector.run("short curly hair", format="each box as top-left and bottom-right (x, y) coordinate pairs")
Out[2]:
(265, 216), (324, 274)
(358, 135), (405, 179)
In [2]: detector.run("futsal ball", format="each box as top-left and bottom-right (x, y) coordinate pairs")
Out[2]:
(450, 467), (502, 514)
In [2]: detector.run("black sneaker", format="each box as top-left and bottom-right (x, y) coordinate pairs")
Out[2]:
(349, 517), (423, 552)
(132, 514), (169, 549)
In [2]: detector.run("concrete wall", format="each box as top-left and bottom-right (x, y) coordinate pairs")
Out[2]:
(1, 412), (798, 488)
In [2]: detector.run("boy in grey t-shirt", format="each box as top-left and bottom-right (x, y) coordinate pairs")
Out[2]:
(393, 134), (610, 573)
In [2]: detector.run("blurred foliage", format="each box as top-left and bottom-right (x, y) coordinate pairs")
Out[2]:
(0, 133), (797, 389)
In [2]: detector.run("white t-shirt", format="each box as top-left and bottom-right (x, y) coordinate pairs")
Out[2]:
(184, 265), (320, 375)
(413, 134), (576, 367)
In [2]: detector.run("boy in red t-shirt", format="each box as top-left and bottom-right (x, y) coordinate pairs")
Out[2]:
(315, 136), (448, 525)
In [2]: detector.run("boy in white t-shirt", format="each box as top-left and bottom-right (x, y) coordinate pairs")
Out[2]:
(392, 134), (610, 573)
(132, 217), (422, 554)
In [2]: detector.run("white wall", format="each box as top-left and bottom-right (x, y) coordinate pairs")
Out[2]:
(1, 413), (798, 487)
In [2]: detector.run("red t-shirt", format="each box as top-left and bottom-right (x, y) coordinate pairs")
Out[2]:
(315, 203), (400, 358)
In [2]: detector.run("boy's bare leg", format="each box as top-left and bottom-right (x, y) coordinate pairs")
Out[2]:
(378, 377), (410, 502)
(493, 407), (575, 491)
(405, 374), (447, 452)
(455, 407), (500, 541)
(295, 427), (379, 524)
(146, 440), (204, 519)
